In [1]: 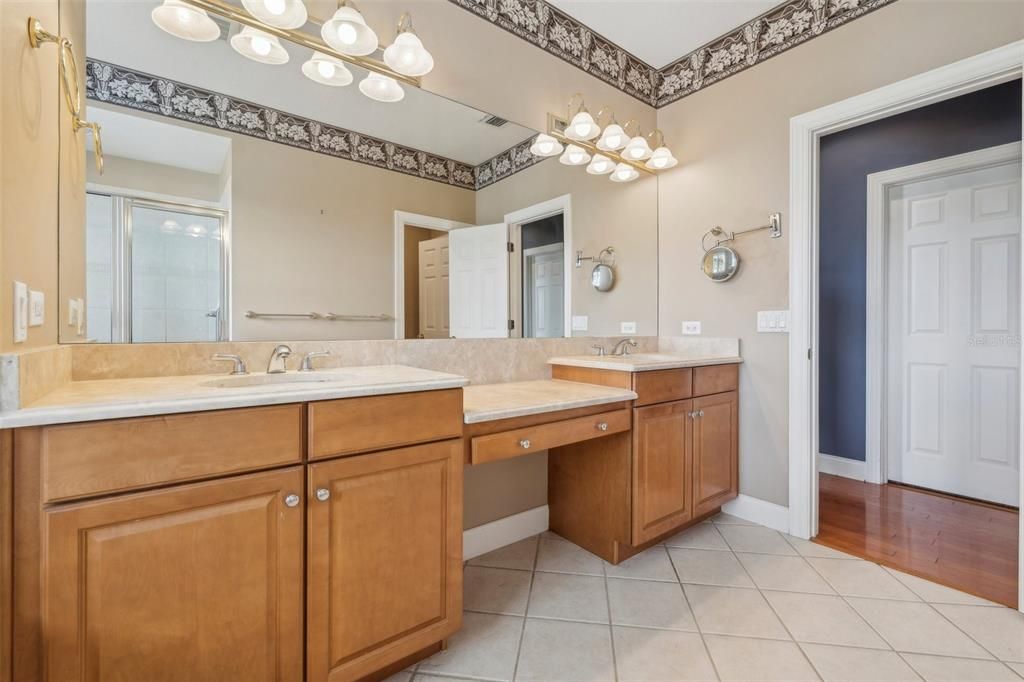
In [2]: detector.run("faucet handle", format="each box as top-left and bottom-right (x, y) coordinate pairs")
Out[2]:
(299, 350), (331, 372)
(590, 344), (606, 357)
(624, 338), (638, 355)
(212, 353), (248, 376)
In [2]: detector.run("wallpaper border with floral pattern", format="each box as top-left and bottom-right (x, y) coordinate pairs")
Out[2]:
(447, 0), (898, 108)
(85, 58), (542, 191)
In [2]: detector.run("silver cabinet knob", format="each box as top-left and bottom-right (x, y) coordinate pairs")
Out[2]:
(698, 410), (705, 417)
(284, 494), (300, 508)
(316, 488), (330, 502)
(597, 422), (609, 431)
(519, 439), (531, 449)
(688, 411), (698, 419)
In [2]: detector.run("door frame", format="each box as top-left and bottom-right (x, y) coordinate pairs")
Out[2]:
(786, 39), (1023, 571)
(392, 211), (471, 340)
(504, 194), (573, 338)
(864, 141), (1024, 485)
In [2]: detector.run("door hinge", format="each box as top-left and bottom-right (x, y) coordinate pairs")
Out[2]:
(508, 319), (515, 331)
(507, 242), (514, 253)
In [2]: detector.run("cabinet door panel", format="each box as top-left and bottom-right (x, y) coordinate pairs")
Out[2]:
(693, 391), (739, 517)
(307, 440), (463, 682)
(632, 400), (693, 545)
(44, 467), (305, 682)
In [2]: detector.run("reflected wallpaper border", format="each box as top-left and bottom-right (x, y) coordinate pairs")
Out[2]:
(447, 0), (898, 108)
(85, 59), (542, 191)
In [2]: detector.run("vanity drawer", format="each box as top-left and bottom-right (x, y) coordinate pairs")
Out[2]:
(693, 364), (738, 396)
(470, 408), (630, 465)
(633, 369), (692, 406)
(308, 388), (463, 460)
(38, 404), (304, 503)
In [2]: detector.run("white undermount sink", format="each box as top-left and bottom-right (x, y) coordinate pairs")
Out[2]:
(201, 372), (350, 388)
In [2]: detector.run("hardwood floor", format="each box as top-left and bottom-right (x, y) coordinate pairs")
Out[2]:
(816, 473), (1019, 608)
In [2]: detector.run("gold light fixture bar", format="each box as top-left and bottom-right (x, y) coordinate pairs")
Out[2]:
(546, 113), (653, 175)
(181, 0), (421, 87)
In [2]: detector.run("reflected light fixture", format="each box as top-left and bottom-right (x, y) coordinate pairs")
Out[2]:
(646, 146), (678, 170)
(586, 154), (614, 175)
(609, 163), (639, 183)
(186, 224), (208, 238)
(151, 0), (220, 42)
(322, 1), (379, 56)
(565, 110), (600, 141)
(596, 122), (627, 151)
(160, 219), (182, 234)
(359, 72), (405, 102)
(622, 134), (653, 161)
(559, 144), (591, 166)
(530, 133), (563, 158)
(231, 26), (289, 64)
(241, 0), (308, 29)
(302, 51), (353, 86)
(383, 13), (434, 77)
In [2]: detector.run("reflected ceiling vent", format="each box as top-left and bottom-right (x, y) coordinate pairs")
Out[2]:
(479, 114), (509, 127)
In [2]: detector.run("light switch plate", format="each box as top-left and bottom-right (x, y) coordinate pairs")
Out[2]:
(681, 321), (702, 335)
(757, 310), (790, 333)
(620, 321), (637, 334)
(68, 298), (78, 326)
(13, 282), (28, 343)
(75, 298), (85, 335)
(28, 290), (44, 327)
(571, 315), (589, 331)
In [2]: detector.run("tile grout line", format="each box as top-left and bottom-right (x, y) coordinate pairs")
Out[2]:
(601, 554), (620, 682)
(508, 536), (540, 682)
(664, 540), (723, 681)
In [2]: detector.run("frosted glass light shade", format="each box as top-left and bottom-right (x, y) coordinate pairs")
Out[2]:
(622, 135), (653, 161)
(322, 5), (378, 56)
(610, 163), (639, 183)
(302, 52), (353, 86)
(383, 32), (434, 77)
(586, 154), (614, 175)
(231, 26), (290, 64)
(359, 73), (405, 102)
(596, 124), (627, 151)
(564, 111), (600, 141)
(151, 0), (220, 42)
(530, 133), (563, 157)
(646, 146), (678, 170)
(241, 0), (307, 28)
(559, 144), (591, 166)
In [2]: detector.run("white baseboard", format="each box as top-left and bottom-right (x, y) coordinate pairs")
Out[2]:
(463, 505), (549, 560)
(722, 494), (790, 534)
(818, 453), (866, 481)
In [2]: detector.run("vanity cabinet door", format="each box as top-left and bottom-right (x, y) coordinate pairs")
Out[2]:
(632, 400), (693, 545)
(43, 467), (305, 682)
(692, 391), (739, 517)
(307, 439), (463, 682)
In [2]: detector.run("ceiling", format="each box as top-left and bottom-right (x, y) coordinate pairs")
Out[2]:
(546, 0), (778, 69)
(86, 1), (536, 166)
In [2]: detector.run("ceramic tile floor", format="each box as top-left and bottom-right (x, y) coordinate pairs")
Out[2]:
(388, 513), (1024, 681)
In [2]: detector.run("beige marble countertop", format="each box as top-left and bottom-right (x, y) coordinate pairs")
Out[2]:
(548, 352), (743, 372)
(463, 380), (637, 424)
(0, 365), (468, 428)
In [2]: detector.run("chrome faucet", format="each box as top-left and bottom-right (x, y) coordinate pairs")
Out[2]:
(212, 353), (248, 375)
(590, 344), (606, 357)
(611, 338), (638, 356)
(267, 344), (292, 374)
(299, 350), (331, 372)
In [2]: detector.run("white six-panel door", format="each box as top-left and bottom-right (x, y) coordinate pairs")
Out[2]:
(448, 223), (509, 339)
(524, 246), (565, 338)
(418, 235), (449, 339)
(886, 160), (1021, 506)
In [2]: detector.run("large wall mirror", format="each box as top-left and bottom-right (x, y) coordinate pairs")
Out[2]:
(59, 0), (658, 343)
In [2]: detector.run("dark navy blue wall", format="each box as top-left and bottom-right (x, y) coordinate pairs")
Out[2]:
(819, 80), (1021, 461)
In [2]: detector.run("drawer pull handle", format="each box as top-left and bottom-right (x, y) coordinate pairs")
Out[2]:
(284, 494), (301, 508)
(519, 439), (531, 449)
(597, 422), (609, 431)
(315, 488), (330, 502)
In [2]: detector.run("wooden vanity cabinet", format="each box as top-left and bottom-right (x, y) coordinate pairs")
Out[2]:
(632, 400), (694, 544)
(692, 391), (739, 517)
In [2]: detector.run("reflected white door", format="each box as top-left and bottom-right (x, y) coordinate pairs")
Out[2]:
(418, 235), (449, 339)
(524, 244), (564, 338)
(887, 159), (1021, 505)
(449, 223), (509, 338)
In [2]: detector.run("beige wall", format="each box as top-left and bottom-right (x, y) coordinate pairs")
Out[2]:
(655, 1), (1024, 507)
(476, 159), (659, 337)
(87, 153), (227, 206)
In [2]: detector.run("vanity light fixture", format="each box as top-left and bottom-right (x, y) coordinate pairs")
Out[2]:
(609, 163), (639, 183)
(529, 133), (563, 158)
(622, 133), (653, 161)
(596, 121), (627, 152)
(322, 1), (378, 56)
(586, 154), (614, 175)
(647, 146), (678, 170)
(563, 94), (601, 141)
(231, 25), (289, 64)
(241, 0), (307, 29)
(151, 0), (221, 41)
(302, 51), (353, 86)
(359, 72), (404, 102)
(559, 144), (591, 166)
(383, 13), (434, 77)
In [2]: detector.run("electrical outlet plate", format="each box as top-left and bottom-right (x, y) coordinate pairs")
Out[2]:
(682, 321), (702, 335)
(13, 282), (28, 343)
(68, 298), (78, 326)
(28, 290), (44, 327)
(75, 298), (85, 335)
(571, 315), (589, 331)
(620, 321), (637, 334)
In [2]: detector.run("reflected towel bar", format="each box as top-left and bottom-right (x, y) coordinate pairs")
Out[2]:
(245, 311), (394, 321)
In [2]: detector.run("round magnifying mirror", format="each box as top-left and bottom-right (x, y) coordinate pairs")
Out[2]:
(702, 245), (740, 282)
(591, 263), (615, 292)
